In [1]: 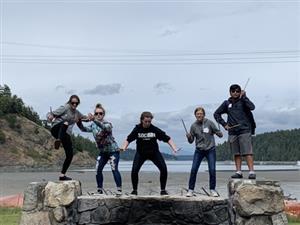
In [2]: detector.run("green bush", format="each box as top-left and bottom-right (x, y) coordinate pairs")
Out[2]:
(34, 127), (40, 134)
(5, 114), (22, 133)
(5, 114), (17, 129)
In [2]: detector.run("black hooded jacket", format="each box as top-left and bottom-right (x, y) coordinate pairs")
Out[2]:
(214, 95), (256, 135)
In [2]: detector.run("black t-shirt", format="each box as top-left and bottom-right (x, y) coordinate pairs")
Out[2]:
(127, 124), (171, 154)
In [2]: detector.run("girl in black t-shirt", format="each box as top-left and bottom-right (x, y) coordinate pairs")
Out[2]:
(121, 111), (179, 196)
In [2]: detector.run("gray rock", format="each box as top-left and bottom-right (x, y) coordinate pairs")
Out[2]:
(78, 211), (91, 224)
(233, 183), (284, 216)
(110, 206), (130, 223)
(78, 198), (98, 212)
(44, 181), (81, 207)
(91, 205), (110, 224)
(236, 215), (272, 225)
(22, 181), (48, 212)
(53, 206), (67, 222)
(271, 212), (288, 225)
(20, 211), (51, 225)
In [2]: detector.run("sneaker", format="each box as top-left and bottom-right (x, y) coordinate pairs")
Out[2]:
(131, 190), (138, 195)
(59, 176), (72, 181)
(248, 173), (256, 180)
(97, 188), (103, 194)
(210, 189), (219, 197)
(160, 190), (169, 196)
(231, 172), (243, 179)
(186, 190), (194, 197)
(54, 139), (61, 149)
(116, 189), (122, 197)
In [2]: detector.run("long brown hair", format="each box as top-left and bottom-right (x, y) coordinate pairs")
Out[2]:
(67, 95), (80, 105)
(140, 111), (153, 123)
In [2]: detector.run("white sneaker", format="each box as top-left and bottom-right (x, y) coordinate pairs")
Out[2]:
(116, 189), (122, 197)
(210, 189), (219, 197)
(186, 189), (194, 197)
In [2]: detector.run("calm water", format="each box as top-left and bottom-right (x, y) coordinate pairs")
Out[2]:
(74, 161), (300, 172)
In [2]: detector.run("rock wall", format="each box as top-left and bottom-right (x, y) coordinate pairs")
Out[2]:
(19, 179), (288, 225)
(228, 180), (288, 225)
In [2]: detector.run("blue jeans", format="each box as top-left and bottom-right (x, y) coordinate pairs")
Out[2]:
(96, 151), (122, 189)
(188, 147), (216, 190)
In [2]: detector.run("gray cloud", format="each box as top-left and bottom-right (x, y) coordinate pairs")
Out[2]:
(66, 89), (77, 95)
(55, 85), (77, 95)
(55, 85), (65, 91)
(84, 83), (122, 96)
(160, 28), (179, 37)
(154, 82), (174, 95)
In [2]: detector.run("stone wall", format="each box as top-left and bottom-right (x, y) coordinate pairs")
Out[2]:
(228, 180), (288, 225)
(19, 180), (288, 225)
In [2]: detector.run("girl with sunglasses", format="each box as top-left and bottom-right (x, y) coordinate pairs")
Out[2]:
(83, 103), (122, 196)
(47, 95), (88, 181)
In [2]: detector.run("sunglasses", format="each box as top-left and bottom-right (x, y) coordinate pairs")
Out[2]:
(94, 112), (104, 116)
(71, 101), (79, 106)
(231, 89), (241, 93)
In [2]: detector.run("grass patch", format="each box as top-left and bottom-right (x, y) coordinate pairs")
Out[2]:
(288, 215), (300, 224)
(0, 207), (21, 225)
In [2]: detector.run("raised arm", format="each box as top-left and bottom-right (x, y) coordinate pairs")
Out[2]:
(240, 91), (255, 110)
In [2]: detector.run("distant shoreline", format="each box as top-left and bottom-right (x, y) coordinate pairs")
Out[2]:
(0, 160), (299, 172)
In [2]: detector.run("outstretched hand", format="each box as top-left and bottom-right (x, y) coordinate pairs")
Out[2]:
(47, 114), (54, 121)
(119, 148), (126, 152)
(88, 113), (95, 121)
(240, 90), (246, 98)
(216, 131), (223, 138)
(172, 147), (182, 155)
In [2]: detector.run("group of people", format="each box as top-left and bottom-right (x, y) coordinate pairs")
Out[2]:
(47, 83), (256, 197)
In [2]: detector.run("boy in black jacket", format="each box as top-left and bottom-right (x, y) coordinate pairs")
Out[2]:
(214, 84), (256, 179)
(121, 111), (178, 195)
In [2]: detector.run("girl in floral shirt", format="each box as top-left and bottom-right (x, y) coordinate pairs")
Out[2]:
(84, 104), (122, 195)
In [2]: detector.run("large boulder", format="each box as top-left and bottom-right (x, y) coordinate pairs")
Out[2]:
(228, 180), (288, 225)
(233, 183), (284, 216)
(44, 180), (81, 208)
(22, 181), (48, 211)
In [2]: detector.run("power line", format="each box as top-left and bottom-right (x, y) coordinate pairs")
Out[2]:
(3, 60), (299, 65)
(2, 0), (299, 3)
(2, 42), (300, 56)
(2, 56), (299, 62)
(2, 55), (299, 59)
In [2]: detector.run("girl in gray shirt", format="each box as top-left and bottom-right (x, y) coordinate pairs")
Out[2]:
(47, 95), (87, 181)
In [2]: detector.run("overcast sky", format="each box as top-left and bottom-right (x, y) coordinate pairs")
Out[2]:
(1, 0), (299, 154)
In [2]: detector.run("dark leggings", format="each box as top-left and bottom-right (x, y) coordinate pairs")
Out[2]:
(51, 123), (73, 174)
(131, 150), (168, 191)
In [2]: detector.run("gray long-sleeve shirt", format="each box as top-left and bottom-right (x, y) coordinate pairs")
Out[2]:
(188, 118), (220, 151)
(47, 104), (84, 134)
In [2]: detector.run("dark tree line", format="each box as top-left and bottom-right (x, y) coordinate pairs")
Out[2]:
(216, 129), (300, 161)
(0, 85), (41, 125)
